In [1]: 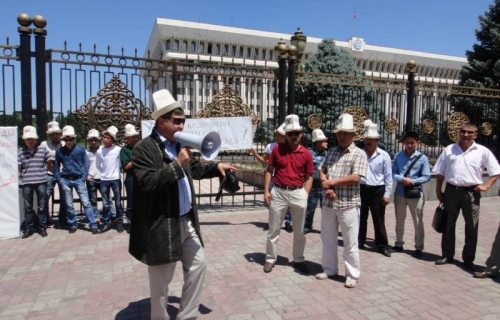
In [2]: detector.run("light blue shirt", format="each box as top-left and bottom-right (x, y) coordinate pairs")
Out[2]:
(156, 129), (192, 216)
(361, 148), (393, 198)
(392, 149), (431, 197)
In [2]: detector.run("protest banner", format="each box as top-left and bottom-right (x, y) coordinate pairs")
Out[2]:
(0, 127), (19, 239)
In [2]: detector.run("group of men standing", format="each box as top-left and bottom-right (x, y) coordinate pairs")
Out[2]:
(18, 121), (140, 238)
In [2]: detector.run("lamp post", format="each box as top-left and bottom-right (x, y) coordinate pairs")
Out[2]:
(274, 28), (307, 124)
(406, 60), (417, 133)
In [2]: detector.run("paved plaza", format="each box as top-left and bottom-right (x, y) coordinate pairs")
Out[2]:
(1, 195), (500, 320)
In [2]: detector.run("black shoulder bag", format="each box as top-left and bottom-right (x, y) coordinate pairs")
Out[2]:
(403, 154), (423, 199)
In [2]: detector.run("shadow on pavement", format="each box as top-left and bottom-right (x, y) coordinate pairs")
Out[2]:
(115, 297), (212, 320)
(244, 252), (290, 267)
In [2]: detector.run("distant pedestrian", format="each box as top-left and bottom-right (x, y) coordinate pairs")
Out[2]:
(54, 126), (99, 234)
(315, 114), (367, 289)
(120, 123), (139, 229)
(96, 126), (124, 233)
(18, 126), (52, 238)
(391, 131), (431, 258)
(303, 128), (328, 234)
(358, 123), (393, 257)
(263, 114), (313, 274)
(434, 123), (500, 271)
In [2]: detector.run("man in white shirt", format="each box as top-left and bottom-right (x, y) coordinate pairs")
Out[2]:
(434, 123), (500, 271)
(96, 126), (124, 233)
(86, 129), (102, 224)
(358, 123), (393, 257)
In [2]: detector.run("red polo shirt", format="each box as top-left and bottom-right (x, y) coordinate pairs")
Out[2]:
(268, 143), (314, 187)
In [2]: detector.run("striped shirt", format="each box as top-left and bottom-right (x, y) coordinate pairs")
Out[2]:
(320, 143), (367, 209)
(18, 146), (51, 184)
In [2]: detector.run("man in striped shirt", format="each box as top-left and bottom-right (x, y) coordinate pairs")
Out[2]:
(316, 114), (367, 289)
(18, 126), (52, 238)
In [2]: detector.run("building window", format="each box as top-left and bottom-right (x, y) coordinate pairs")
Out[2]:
(173, 39), (179, 52)
(190, 41), (196, 53)
(199, 102), (203, 109)
(166, 39), (171, 51)
(181, 40), (188, 53)
(199, 41), (205, 54)
(214, 43), (220, 55)
(261, 49), (267, 60)
(199, 88), (203, 95)
(239, 46), (244, 58)
(247, 47), (252, 58)
(207, 42), (213, 54)
(269, 50), (274, 60)
(256, 105), (261, 113)
(231, 45), (236, 57)
(254, 48), (259, 59)
(223, 44), (229, 56)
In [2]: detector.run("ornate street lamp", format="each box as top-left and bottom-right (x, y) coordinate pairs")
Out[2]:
(290, 28), (307, 71)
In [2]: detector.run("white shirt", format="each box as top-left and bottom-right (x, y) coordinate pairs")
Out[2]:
(40, 139), (65, 175)
(264, 142), (278, 155)
(360, 148), (393, 198)
(86, 147), (101, 180)
(433, 141), (500, 186)
(96, 144), (122, 181)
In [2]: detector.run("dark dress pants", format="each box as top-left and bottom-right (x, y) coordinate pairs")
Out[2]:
(359, 185), (389, 249)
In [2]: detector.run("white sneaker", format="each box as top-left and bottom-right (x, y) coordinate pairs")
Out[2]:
(344, 278), (358, 288)
(315, 272), (337, 280)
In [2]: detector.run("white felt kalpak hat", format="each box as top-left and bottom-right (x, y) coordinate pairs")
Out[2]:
(104, 125), (119, 140)
(283, 114), (303, 132)
(333, 114), (355, 133)
(363, 123), (380, 139)
(312, 129), (328, 142)
(363, 119), (373, 128)
(87, 129), (101, 140)
(62, 125), (76, 138)
(22, 126), (38, 139)
(46, 121), (62, 134)
(275, 123), (286, 135)
(152, 89), (183, 120)
(124, 124), (139, 137)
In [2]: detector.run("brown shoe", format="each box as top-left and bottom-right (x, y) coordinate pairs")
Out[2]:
(263, 261), (275, 273)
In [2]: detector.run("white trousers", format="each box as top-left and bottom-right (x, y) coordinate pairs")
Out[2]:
(266, 187), (308, 263)
(394, 194), (425, 250)
(148, 215), (207, 320)
(320, 206), (360, 280)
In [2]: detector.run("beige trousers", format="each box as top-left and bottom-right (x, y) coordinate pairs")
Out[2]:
(394, 194), (425, 250)
(148, 215), (207, 320)
(266, 187), (308, 263)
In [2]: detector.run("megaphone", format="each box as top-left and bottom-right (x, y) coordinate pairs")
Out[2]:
(174, 131), (221, 160)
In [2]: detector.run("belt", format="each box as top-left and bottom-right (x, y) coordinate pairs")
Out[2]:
(275, 184), (303, 190)
(61, 174), (82, 181)
(447, 183), (477, 191)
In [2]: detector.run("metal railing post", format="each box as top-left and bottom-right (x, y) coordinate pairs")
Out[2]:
(18, 13), (33, 129)
(33, 15), (48, 141)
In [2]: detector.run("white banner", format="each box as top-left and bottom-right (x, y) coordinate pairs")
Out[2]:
(0, 127), (19, 239)
(141, 117), (254, 151)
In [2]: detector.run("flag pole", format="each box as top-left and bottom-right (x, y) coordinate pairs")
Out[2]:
(353, 9), (357, 37)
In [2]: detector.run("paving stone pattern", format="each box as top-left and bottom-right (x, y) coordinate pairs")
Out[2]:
(1, 195), (500, 319)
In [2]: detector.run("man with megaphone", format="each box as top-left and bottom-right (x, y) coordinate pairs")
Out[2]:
(129, 89), (237, 320)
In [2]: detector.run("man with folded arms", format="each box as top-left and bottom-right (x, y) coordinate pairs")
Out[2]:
(263, 114), (313, 274)
(315, 113), (367, 289)
(434, 123), (500, 271)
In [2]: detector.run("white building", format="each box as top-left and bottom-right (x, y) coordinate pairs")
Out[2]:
(144, 18), (468, 119)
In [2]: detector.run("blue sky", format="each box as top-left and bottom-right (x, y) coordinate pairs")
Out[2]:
(0, 0), (494, 58)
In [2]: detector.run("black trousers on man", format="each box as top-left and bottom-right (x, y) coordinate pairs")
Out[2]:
(359, 185), (389, 249)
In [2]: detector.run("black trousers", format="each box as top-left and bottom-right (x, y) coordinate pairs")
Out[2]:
(359, 185), (389, 248)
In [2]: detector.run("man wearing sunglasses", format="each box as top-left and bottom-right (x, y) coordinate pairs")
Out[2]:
(54, 126), (99, 234)
(434, 123), (500, 272)
(263, 114), (313, 274)
(129, 89), (236, 320)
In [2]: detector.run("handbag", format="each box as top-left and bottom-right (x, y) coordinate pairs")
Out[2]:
(403, 154), (423, 199)
(215, 170), (240, 202)
(432, 204), (447, 233)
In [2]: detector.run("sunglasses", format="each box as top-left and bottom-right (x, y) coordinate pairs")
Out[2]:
(460, 130), (476, 134)
(286, 131), (301, 137)
(63, 137), (75, 142)
(167, 117), (186, 125)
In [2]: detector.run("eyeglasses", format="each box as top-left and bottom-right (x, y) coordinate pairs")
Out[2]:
(63, 137), (75, 142)
(460, 130), (477, 134)
(166, 117), (186, 125)
(286, 131), (301, 137)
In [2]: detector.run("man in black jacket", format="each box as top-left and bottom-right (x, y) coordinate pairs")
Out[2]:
(129, 89), (236, 320)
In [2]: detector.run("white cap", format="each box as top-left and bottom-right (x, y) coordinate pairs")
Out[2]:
(152, 89), (183, 120)
(104, 125), (119, 140)
(22, 126), (38, 140)
(124, 124), (139, 137)
(333, 114), (355, 133)
(283, 114), (303, 132)
(312, 129), (328, 142)
(87, 129), (101, 140)
(46, 121), (62, 134)
(62, 125), (76, 138)
(363, 123), (380, 139)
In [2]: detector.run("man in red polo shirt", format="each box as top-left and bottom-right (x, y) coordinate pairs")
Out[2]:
(263, 114), (314, 274)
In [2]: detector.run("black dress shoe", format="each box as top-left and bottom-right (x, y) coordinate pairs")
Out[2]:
(382, 248), (391, 257)
(91, 227), (101, 235)
(435, 257), (453, 265)
(39, 229), (48, 237)
(392, 245), (403, 252)
(412, 250), (423, 258)
(284, 222), (293, 233)
(22, 229), (34, 239)
(463, 261), (475, 272)
(116, 225), (124, 233)
(69, 227), (77, 234)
